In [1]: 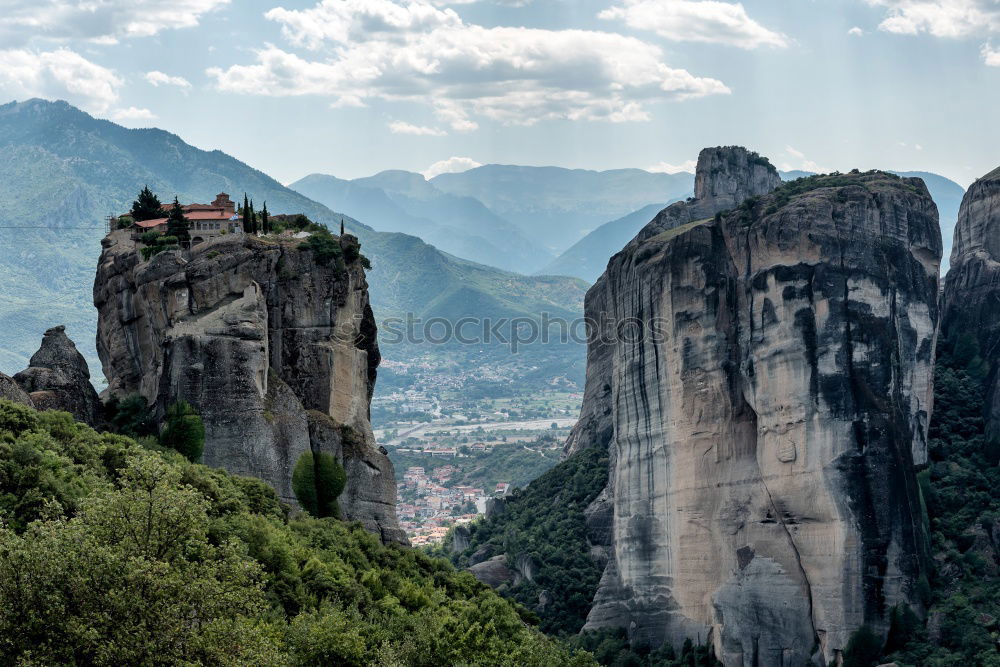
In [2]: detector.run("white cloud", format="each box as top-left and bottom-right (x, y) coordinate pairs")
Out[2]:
(389, 120), (447, 136)
(848, 26), (865, 36)
(648, 160), (697, 174)
(208, 0), (729, 129)
(145, 71), (192, 88)
(110, 106), (157, 120)
(0, 48), (122, 113)
(0, 0), (230, 44)
(865, 0), (1000, 38)
(599, 0), (789, 49)
(422, 156), (482, 179)
(983, 43), (1000, 65)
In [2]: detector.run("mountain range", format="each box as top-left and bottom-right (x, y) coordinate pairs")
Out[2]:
(539, 169), (966, 282)
(0, 98), (967, 386)
(0, 99), (585, 376)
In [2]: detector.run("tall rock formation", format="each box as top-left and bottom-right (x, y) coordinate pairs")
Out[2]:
(13, 326), (101, 426)
(568, 149), (939, 665)
(941, 165), (1000, 453)
(94, 231), (406, 544)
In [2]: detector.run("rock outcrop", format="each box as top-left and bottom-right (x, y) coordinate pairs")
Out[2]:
(568, 149), (939, 665)
(13, 326), (101, 425)
(94, 231), (406, 544)
(0, 372), (33, 407)
(941, 165), (1000, 453)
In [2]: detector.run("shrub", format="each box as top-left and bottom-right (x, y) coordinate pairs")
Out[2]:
(104, 394), (156, 439)
(159, 401), (205, 463)
(292, 451), (347, 519)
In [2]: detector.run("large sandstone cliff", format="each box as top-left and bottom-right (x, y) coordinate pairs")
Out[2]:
(941, 165), (1000, 453)
(569, 149), (939, 665)
(94, 231), (406, 544)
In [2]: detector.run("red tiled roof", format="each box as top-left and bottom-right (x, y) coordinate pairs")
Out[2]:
(135, 218), (168, 228)
(186, 210), (238, 221)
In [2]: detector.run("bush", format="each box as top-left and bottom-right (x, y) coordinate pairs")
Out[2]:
(292, 451), (347, 518)
(302, 229), (344, 269)
(104, 394), (156, 439)
(159, 401), (205, 463)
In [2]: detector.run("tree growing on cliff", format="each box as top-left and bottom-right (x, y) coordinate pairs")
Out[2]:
(130, 186), (164, 221)
(261, 201), (269, 235)
(166, 198), (190, 243)
(292, 451), (346, 518)
(159, 401), (204, 463)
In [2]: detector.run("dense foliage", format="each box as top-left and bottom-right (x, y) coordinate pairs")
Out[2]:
(0, 400), (593, 666)
(166, 196), (191, 243)
(566, 629), (721, 667)
(446, 446), (609, 635)
(159, 400), (205, 463)
(878, 333), (1000, 666)
(292, 451), (347, 519)
(130, 185), (164, 221)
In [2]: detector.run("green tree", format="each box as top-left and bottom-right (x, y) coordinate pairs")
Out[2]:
(104, 394), (156, 439)
(292, 451), (347, 518)
(261, 201), (270, 235)
(130, 186), (164, 221)
(166, 197), (190, 243)
(159, 401), (204, 462)
(242, 193), (255, 234)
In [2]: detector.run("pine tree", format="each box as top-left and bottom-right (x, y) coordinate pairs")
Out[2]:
(130, 186), (164, 222)
(166, 197), (190, 243)
(261, 202), (269, 235)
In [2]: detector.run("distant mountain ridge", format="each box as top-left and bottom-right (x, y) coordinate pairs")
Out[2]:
(539, 168), (965, 282)
(0, 99), (586, 375)
(290, 170), (552, 274)
(430, 164), (696, 254)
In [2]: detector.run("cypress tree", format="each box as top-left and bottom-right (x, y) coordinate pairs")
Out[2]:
(166, 197), (190, 243)
(130, 186), (164, 221)
(242, 193), (253, 234)
(261, 202), (269, 235)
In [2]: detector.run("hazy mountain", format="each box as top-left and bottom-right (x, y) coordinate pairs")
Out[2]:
(0, 99), (585, 377)
(291, 170), (553, 273)
(537, 168), (965, 285)
(535, 203), (669, 282)
(430, 165), (695, 254)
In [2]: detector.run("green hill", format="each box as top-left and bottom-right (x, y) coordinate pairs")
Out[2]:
(0, 399), (593, 665)
(0, 99), (586, 379)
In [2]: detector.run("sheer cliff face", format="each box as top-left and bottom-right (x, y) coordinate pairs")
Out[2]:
(565, 147), (782, 457)
(571, 152), (939, 665)
(94, 232), (406, 544)
(942, 166), (1000, 446)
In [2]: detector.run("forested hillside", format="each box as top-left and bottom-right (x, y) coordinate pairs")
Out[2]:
(0, 399), (593, 666)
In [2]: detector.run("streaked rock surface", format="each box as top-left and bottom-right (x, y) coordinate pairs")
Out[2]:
(93, 232), (406, 544)
(568, 149), (939, 665)
(942, 165), (1000, 454)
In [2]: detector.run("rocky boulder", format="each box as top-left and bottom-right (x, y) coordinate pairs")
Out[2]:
(0, 373), (33, 407)
(13, 326), (101, 426)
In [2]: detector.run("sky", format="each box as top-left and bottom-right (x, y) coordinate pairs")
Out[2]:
(0, 0), (997, 186)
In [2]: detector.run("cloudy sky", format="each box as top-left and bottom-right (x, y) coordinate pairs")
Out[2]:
(0, 0), (997, 185)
